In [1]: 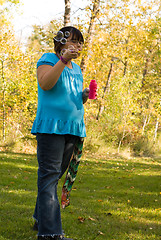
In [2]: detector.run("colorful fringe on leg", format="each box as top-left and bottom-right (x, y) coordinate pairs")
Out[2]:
(61, 137), (84, 209)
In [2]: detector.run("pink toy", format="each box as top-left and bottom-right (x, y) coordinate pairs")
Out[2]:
(89, 79), (97, 99)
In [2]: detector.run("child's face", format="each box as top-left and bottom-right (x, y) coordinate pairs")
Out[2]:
(62, 34), (83, 56)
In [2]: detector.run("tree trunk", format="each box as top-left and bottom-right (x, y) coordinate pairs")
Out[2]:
(154, 117), (159, 142)
(142, 57), (149, 89)
(64, 0), (71, 26)
(1, 60), (6, 141)
(80, 0), (100, 74)
(142, 114), (151, 135)
(96, 60), (113, 120)
(123, 58), (128, 76)
(142, 115), (148, 135)
(123, 39), (128, 76)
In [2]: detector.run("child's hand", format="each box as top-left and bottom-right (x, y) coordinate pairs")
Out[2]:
(82, 88), (90, 104)
(62, 47), (79, 61)
(83, 88), (90, 96)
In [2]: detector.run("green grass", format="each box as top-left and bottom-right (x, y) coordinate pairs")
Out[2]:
(0, 152), (161, 240)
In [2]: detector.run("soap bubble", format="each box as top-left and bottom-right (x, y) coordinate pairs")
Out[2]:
(54, 31), (64, 41)
(65, 31), (70, 38)
(60, 38), (67, 44)
(68, 45), (75, 49)
(68, 45), (75, 52)
(60, 48), (66, 56)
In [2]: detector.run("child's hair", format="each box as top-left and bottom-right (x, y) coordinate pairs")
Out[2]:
(53, 26), (84, 54)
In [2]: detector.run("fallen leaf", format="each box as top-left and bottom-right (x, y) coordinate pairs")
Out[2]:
(98, 231), (104, 235)
(78, 216), (85, 223)
(88, 217), (96, 221)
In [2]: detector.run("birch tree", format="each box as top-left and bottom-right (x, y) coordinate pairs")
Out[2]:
(80, 0), (101, 74)
(64, 0), (71, 26)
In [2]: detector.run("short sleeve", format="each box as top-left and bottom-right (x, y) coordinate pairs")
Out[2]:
(37, 53), (58, 68)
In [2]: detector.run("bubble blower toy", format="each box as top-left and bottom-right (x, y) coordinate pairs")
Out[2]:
(89, 79), (97, 99)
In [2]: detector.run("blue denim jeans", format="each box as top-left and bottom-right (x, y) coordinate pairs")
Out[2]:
(33, 133), (79, 237)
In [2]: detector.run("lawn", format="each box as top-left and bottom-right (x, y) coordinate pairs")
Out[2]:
(0, 152), (161, 240)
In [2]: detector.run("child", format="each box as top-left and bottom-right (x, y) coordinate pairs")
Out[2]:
(31, 26), (89, 240)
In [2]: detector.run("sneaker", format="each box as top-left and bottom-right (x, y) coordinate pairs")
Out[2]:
(55, 237), (73, 240)
(38, 236), (73, 240)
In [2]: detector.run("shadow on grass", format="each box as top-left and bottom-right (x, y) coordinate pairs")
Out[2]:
(0, 152), (38, 240)
(0, 152), (161, 240)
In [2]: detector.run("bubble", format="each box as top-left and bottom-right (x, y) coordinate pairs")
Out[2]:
(60, 49), (66, 56)
(65, 31), (70, 38)
(68, 45), (75, 52)
(54, 31), (64, 41)
(68, 45), (75, 50)
(60, 38), (67, 44)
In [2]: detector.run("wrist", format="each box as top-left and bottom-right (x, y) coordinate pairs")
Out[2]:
(60, 56), (68, 65)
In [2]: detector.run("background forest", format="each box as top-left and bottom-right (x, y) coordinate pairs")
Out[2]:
(0, 0), (161, 157)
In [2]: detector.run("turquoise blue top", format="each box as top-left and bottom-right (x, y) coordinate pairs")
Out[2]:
(31, 53), (86, 137)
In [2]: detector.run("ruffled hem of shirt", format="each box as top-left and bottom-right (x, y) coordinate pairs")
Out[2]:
(31, 118), (86, 137)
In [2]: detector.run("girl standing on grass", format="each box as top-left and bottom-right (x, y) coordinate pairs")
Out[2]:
(31, 26), (89, 240)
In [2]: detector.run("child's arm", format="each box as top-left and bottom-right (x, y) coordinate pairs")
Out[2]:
(37, 49), (78, 91)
